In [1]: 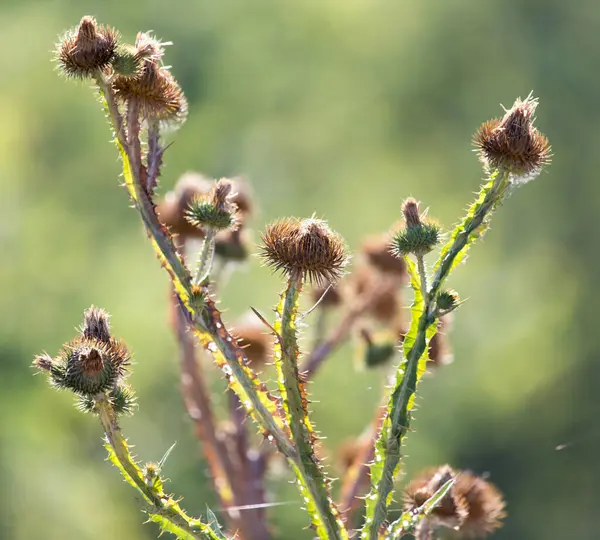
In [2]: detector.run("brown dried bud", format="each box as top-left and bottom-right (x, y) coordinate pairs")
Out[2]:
(260, 217), (348, 285)
(113, 56), (187, 122)
(215, 227), (251, 262)
(228, 176), (255, 219)
(234, 319), (272, 368)
(402, 197), (422, 228)
(361, 234), (407, 278)
(56, 16), (118, 78)
(404, 465), (505, 538)
(310, 281), (343, 308)
(351, 265), (401, 323)
(82, 305), (111, 343)
(474, 95), (551, 179)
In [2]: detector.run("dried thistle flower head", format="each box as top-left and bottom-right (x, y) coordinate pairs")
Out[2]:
(361, 234), (408, 278)
(56, 16), (118, 78)
(186, 178), (239, 232)
(351, 265), (401, 323)
(393, 198), (441, 257)
(233, 318), (272, 368)
(474, 94), (551, 180)
(310, 280), (343, 308)
(404, 465), (505, 538)
(215, 227), (251, 262)
(158, 172), (213, 240)
(112, 46), (187, 122)
(260, 217), (348, 285)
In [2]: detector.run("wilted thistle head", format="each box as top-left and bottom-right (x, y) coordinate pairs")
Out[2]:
(215, 228), (251, 262)
(112, 32), (187, 123)
(393, 198), (441, 257)
(186, 178), (239, 232)
(404, 465), (505, 538)
(56, 16), (119, 78)
(233, 318), (272, 368)
(33, 306), (135, 414)
(474, 94), (551, 181)
(361, 234), (407, 278)
(260, 217), (348, 285)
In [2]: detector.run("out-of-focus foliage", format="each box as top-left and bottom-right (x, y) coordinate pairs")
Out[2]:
(0, 1), (596, 538)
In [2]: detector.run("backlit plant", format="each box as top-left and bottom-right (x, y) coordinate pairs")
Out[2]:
(35, 15), (551, 540)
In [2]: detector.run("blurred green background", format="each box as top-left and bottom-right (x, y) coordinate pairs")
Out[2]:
(1, 0), (597, 538)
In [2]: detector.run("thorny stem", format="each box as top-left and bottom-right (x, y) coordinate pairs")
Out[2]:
(362, 170), (511, 539)
(95, 395), (218, 540)
(416, 256), (428, 301)
(97, 83), (295, 463)
(194, 229), (217, 285)
(277, 273), (347, 539)
(146, 118), (163, 194)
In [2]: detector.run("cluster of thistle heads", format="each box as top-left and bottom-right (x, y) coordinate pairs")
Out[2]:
(43, 16), (555, 538)
(56, 16), (187, 123)
(34, 307), (135, 415)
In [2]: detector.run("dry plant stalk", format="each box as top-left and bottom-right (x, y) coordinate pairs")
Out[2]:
(35, 15), (551, 540)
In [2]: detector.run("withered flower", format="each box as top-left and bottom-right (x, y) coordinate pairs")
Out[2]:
(56, 16), (118, 78)
(404, 465), (505, 538)
(428, 315), (453, 368)
(215, 228), (251, 262)
(310, 281), (343, 308)
(113, 32), (187, 122)
(260, 217), (348, 285)
(474, 94), (551, 180)
(361, 234), (407, 278)
(233, 319), (272, 368)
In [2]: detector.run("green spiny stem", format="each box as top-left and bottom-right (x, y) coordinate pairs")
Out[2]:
(194, 229), (216, 285)
(428, 169), (511, 310)
(95, 395), (223, 540)
(95, 81), (293, 459)
(276, 273), (347, 540)
(361, 170), (512, 539)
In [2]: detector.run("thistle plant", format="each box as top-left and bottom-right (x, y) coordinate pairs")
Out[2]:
(36, 15), (551, 540)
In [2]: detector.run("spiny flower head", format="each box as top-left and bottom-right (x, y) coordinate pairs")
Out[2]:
(392, 198), (441, 257)
(474, 94), (551, 181)
(186, 178), (239, 232)
(112, 33), (187, 123)
(404, 465), (505, 538)
(33, 306), (136, 414)
(260, 217), (348, 285)
(56, 16), (119, 78)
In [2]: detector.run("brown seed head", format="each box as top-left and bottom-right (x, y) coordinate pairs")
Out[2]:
(404, 465), (505, 537)
(260, 218), (348, 285)
(428, 315), (453, 368)
(474, 95), (551, 179)
(351, 265), (401, 323)
(215, 227), (251, 262)
(113, 58), (187, 122)
(56, 16), (119, 78)
(82, 305), (111, 343)
(361, 234), (408, 278)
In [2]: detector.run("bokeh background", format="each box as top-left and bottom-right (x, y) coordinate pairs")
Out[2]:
(1, 1), (598, 538)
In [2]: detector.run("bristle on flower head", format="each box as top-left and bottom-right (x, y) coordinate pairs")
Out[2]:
(56, 16), (119, 78)
(82, 305), (111, 343)
(260, 217), (348, 285)
(474, 94), (551, 180)
(185, 178), (239, 231)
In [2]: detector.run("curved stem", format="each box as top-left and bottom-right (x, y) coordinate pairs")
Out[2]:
(95, 395), (223, 539)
